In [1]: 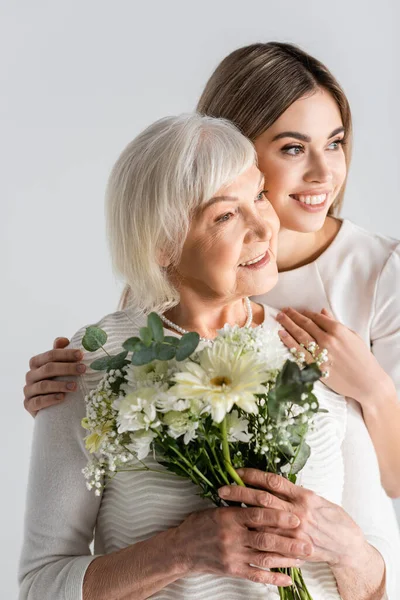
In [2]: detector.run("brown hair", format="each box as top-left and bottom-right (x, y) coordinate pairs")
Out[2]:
(197, 42), (352, 216)
(119, 42), (353, 310)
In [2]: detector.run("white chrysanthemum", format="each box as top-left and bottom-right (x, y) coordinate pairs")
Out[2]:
(116, 387), (160, 433)
(253, 323), (290, 371)
(163, 411), (199, 444)
(226, 409), (252, 443)
(126, 430), (157, 461)
(170, 341), (269, 423)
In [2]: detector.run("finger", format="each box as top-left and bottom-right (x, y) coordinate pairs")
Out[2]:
(278, 330), (314, 364)
(242, 563), (293, 587)
(53, 337), (71, 350)
(24, 393), (66, 416)
(235, 469), (306, 502)
(301, 310), (336, 333)
(249, 552), (305, 571)
(247, 530), (313, 558)
(321, 308), (334, 318)
(26, 361), (86, 385)
(218, 486), (293, 515)
(24, 379), (77, 401)
(29, 348), (83, 370)
(278, 308), (323, 344)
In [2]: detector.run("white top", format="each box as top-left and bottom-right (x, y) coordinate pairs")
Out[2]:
(19, 300), (400, 598)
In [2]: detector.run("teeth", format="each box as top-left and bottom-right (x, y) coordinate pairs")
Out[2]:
(293, 194), (327, 205)
(240, 252), (266, 267)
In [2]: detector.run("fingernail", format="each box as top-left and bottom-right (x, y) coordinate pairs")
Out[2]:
(218, 486), (230, 497)
(236, 468), (244, 476)
(74, 350), (82, 360)
(77, 364), (86, 373)
(56, 393), (64, 400)
(66, 382), (76, 390)
(289, 514), (300, 527)
(295, 559), (304, 566)
(279, 330), (288, 337)
(301, 544), (312, 555)
(276, 312), (284, 320)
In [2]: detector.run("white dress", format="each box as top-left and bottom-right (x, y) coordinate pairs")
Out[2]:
(19, 298), (400, 598)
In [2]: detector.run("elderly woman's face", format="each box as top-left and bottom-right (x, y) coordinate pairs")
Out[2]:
(173, 165), (280, 300)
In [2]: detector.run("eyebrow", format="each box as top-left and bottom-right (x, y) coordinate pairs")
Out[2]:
(272, 126), (345, 143)
(202, 173), (265, 211)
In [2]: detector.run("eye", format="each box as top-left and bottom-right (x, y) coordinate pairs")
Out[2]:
(281, 144), (304, 156)
(256, 190), (269, 202)
(327, 138), (345, 151)
(216, 211), (234, 223)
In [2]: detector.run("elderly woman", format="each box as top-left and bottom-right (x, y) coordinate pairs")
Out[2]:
(19, 114), (399, 600)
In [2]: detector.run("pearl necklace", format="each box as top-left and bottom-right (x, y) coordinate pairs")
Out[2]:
(158, 297), (253, 343)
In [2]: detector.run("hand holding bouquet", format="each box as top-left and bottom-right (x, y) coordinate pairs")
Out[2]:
(81, 313), (328, 599)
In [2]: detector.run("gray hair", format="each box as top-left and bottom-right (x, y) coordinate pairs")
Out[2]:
(106, 113), (256, 314)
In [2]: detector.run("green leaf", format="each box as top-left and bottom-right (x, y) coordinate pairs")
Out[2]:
(267, 388), (286, 420)
(175, 332), (200, 361)
(287, 473), (297, 484)
(109, 350), (129, 369)
(300, 362), (322, 383)
(122, 336), (141, 352)
(275, 383), (302, 403)
(90, 356), (113, 371)
(131, 344), (156, 365)
(148, 312), (164, 342)
(82, 326), (107, 352)
(164, 336), (180, 346)
(139, 327), (153, 347)
(280, 360), (302, 385)
(290, 440), (311, 475)
(154, 342), (176, 361)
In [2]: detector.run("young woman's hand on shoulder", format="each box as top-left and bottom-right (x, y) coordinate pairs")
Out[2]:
(23, 337), (86, 416)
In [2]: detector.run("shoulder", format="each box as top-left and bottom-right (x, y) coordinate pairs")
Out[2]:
(337, 220), (399, 266)
(68, 306), (147, 388)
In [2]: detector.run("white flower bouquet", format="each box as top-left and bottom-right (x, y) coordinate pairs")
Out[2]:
(81, 313), (328, 600)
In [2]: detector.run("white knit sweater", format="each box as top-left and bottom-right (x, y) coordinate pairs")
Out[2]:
(19, 301), (400, 599)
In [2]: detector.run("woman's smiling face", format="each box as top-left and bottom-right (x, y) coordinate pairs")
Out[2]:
(171, 164), (280, 302)
(254, 87), (347, 233)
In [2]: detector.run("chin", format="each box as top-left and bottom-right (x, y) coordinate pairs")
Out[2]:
(282, 212), (329, 234)
(246, 269), (279, 297)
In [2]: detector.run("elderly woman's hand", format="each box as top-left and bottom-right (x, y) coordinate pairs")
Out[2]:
(218, 469), (372, 570)
(174, 501), (314, 587)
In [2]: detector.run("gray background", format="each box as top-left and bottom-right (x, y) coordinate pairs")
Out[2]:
(2, 1), (399, 597)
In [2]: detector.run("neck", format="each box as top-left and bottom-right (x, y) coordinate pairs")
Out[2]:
(277, 216), (341, 272)
(163, 293), (250, 340)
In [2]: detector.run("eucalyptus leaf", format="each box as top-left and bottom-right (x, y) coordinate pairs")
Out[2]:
(109, 350), (129, 369)
(122, 336), (141, 352)
(148, 312), (164, 342)
(280, 360), (301, 385)
(90, 356), (113, 371)
(267, 389), (286, 421)
(164, 336), (180, 346)
(131, 344), (156, 365)
(175, 332), (200, 361)
(82, 326), (108, 352)
(139, 327), (153, 347)
(301, 363), (322, 383)
(154, 342), (176, 361)
(290, 440), (311, 475)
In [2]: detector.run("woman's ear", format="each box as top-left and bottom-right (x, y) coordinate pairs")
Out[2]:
(156, 247), (171, 269)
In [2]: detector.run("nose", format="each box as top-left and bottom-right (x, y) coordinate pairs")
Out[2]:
(246, 211), (274, 243)
(304, 151), (333, 184)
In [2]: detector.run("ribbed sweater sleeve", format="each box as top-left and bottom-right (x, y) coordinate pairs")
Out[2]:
(18, 326), (102, 600)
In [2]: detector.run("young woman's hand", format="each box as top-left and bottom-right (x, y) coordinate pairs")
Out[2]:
(217, 469), (376, 571)
(23, 337), (85, 417)
(276, 307), (394, 406)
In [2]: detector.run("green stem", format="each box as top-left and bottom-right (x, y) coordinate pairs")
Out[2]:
(220, 417), (245, 487)
(207, 440), (230, 486)
(168, 445), (214, 488)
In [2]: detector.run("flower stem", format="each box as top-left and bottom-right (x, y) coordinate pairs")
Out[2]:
(220, 417), (245, 487)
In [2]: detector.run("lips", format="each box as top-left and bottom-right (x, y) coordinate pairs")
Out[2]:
(290, 193), (328, 206)
(239, 251), (267, 267)
(239, 251), (271, 270)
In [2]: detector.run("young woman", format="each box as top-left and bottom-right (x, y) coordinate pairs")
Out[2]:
(23, 42), (400, 500)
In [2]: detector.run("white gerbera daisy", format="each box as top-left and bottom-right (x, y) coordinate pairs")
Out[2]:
(170, 341), (269, 423)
